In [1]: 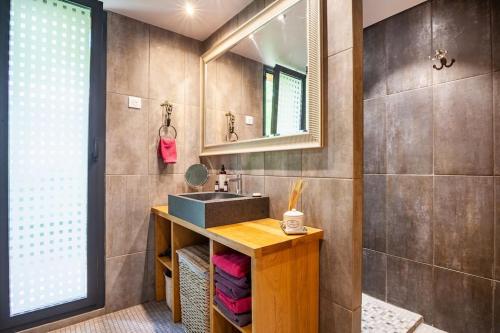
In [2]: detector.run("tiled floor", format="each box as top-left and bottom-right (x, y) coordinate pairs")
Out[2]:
(49, 302), (183, 333)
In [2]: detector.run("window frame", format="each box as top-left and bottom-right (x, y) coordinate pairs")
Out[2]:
(0, 0), (106, 331)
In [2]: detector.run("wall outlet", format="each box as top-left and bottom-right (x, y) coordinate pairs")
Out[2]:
(245, 115), (254, 125)
(128, 96), (142, 109)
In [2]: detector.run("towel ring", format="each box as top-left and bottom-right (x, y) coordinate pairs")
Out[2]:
(158, 124), (177, 139)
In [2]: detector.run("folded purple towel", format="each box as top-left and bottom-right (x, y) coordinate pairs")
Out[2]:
(216, 281), (250, 300)
(215, 273), (250, 299)
(216, 267), (250, 288)
(214, 296), (252, 327)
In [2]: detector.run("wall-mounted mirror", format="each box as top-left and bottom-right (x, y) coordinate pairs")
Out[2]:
(200, 0), (323, 155)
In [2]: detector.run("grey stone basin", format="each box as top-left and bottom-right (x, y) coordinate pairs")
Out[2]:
(168, 192), (269, 228)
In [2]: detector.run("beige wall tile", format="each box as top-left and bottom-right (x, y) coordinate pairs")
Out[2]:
(148, 174), (189, 206)
(106, 13), (149, 98)
(264, 150), (302, 176)
(106, 92), (148, 175)
(264, 176), (300, 219)
(327, 0), (353, 56)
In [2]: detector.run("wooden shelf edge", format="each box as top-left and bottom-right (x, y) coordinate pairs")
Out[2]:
(157, 256), (172, 270)
(212, 304), (252, 333)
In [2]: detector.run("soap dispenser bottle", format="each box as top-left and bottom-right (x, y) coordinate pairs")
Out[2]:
(218, 165), (227, 186)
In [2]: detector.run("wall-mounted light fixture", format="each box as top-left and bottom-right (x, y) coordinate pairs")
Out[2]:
(430, 49), (455, 70)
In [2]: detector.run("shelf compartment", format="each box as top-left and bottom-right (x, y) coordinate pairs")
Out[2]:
(213, 304), (252, 333)
(157, 256), (172, 270)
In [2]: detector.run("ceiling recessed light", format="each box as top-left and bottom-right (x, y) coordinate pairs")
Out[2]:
(277, 14), (286, 23)
(249, 34), (255, 40)
(185, 3), (194, 16)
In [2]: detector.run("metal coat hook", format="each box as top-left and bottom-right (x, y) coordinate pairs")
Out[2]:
(430, 49), (455, 70)
(158, 100), (177, 139)
(225, 112), (239, 142)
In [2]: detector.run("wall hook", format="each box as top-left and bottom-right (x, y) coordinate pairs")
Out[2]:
(430, 49), (455, 70)
(225, 112), (239, 142)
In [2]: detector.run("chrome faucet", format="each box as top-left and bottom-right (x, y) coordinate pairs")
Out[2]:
(227, 174), (242, 195)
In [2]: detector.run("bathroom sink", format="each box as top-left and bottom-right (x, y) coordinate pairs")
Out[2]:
(168, 192), (269, 228)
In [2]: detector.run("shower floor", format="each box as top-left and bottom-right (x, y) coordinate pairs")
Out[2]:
(362, 294), (445, 333)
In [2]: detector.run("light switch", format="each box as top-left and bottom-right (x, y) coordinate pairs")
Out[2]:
(128, 96), (142, 109)
(245, 115), (254, 125)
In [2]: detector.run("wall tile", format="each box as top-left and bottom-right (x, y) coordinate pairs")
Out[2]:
(264, 150), (301, 176)
(106, 93), (148, 175)
(184, 38), (201, 107)
(148, 174), (189, 206)
(434, 176), (494, 278)
(215, 52), (242, 113)
(302, 49), (355, 178)
(105, 251), (155, 312)
(264, 176), (300, 220)
(148, 100), (186, 175)
(200, 154), (240, 175)
(386, 176), (433, 263)
(495, 281), (500, 333)
(434, 74), (493, 175)
(364, 97), (386, 174)
(302, 178), (361, 310)
(494, 0), (500, 71)
(106, 176), (151, 258)
(149, 26), (185, 104)
(385, 3), (431, 94)
(362, 249), (386, 300)
(320, 297), (360, 333)
(240, 152), (265, 176)
(495, 73), (500, 175)
(433, 267), (493, 333)
(184, 105), (201, 170)
(241, 175), (265, 196)
(386, 256), (433, 323)
(106, 13), (149, 98)
(327, 0), (353, 56)
(363, 22), (386, 100)
(432, 0), (491, 84)
(386, 88), (433, 174)
(493, 178), (500, 279)
(240, 58), (263, 120)
(363, 175), (386, 252)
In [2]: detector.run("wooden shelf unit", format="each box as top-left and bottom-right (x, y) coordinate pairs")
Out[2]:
(152, 205), (323, 333)
(157, 256), (172, 270)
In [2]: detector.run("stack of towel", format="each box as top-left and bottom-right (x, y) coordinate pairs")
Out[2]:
(212, 251), (252, 327)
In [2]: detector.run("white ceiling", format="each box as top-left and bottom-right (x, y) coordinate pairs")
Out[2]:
(101, 0), (253, 41)
(363, 0), (427, 27)
(101, 0), (428, 41)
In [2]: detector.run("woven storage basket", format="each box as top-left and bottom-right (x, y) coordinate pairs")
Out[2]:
(177, 244), (210, 333)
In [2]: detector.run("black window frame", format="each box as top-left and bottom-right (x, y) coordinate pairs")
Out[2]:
(0, 1), (106, 332)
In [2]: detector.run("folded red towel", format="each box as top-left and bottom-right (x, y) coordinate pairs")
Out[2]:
(212, 251), (250, 278)
(157, 138), (177, 164)
(216, 288), (252, 314)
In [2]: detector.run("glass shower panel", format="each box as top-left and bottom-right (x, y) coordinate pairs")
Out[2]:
(8, 0), (91, 315)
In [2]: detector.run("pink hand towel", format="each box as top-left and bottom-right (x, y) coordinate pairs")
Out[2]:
(157, 138), (177, 164)
(216, 288), (252, 314)
(212, 251), (250, 278)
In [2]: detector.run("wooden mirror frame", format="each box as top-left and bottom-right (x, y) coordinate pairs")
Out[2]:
(200, 0), (323, 156)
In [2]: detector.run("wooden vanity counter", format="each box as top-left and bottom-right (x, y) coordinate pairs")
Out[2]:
(152, 205), (323, 333)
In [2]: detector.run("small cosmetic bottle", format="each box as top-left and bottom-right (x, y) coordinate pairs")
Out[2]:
(223, 181), (229, 192)
(214, 180), (220, 192)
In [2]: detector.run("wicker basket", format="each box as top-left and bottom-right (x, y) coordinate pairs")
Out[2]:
(177, 244), (210, 333)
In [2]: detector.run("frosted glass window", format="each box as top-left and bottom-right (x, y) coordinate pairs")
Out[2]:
(8, 0), (91, 316)
(276, 72), (304, 135)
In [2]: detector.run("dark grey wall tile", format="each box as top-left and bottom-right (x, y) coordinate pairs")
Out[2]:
(434, 74), (493, 175)
(364, 97), (386, 174)
(106, 176), (151, 258)
(106, 93), (148, 175)
(363, 175), (386, 252)
(385, 3), (432, 94)
(495, 281), (500, 333)
(494, 0), (500, 71)
(386, 88), (433, 174)
(264, 150), (301, 177)
(434, 176), (494, 278)
(241, 175), (264, 195)
(432, 0), (491, 84)
(495, 178), (500, 279)
(386, 176), (433, 263)
(495, 73), (500, 175)
(434, 267), (493, 333)
(386, 256), (433, 323)
(363, 23), (386, 100)
(362, 249), (386, 300)
(240, 153), (265, 176)
(106, 13), (149, 98)
(320, 297), (360, 333)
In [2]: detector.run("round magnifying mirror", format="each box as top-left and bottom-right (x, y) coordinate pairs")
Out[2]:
(185, 164), (209, 188)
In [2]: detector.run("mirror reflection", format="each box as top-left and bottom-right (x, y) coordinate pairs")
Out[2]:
(204, 0), (307, 145)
